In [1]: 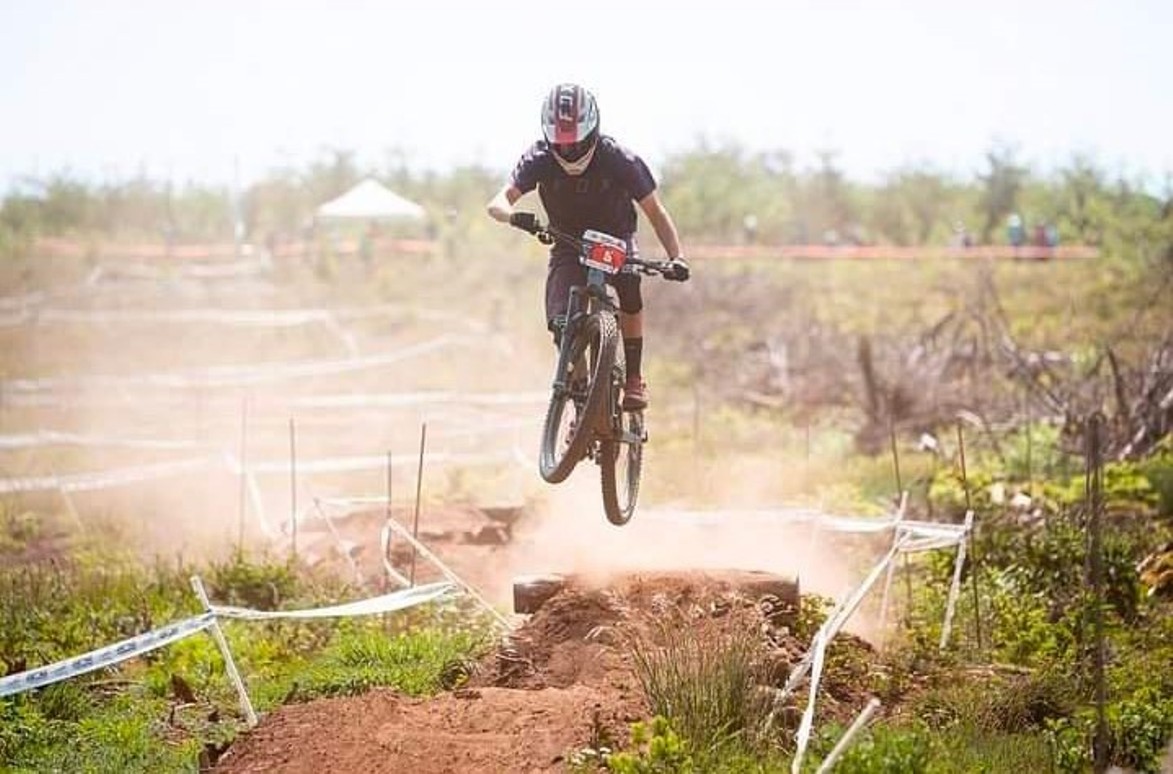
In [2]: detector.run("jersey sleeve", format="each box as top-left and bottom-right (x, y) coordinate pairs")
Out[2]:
(617, 145), (657, 201)
(509, 142), (547, 194)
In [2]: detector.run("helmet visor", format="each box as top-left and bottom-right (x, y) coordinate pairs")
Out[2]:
(553, 136), (596, 163)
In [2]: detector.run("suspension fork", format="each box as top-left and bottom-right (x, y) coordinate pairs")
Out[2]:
(551, 287), (589, 396)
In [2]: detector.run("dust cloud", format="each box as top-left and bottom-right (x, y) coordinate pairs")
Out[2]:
(4, 247), (904, 644)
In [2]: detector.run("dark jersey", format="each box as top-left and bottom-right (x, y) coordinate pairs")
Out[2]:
(510, 135), (656, 256)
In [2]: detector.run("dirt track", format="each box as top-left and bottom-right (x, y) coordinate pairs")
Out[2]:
(216, 508), (875, 774)
(216, 570), (790, 774)
(2, 258), (882, 772)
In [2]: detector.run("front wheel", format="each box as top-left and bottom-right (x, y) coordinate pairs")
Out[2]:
(600, 411), (644, 526)
(539, 314), (617, 484)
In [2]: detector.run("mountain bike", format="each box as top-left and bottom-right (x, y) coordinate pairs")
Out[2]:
(513, 218), (687, 525)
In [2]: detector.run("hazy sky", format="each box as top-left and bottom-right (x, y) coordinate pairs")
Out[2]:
(2, 0), (1170, 189)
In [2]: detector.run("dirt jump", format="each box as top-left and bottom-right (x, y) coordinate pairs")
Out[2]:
(216, 502), (877, 774)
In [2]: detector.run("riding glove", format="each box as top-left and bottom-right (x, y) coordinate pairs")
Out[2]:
(665, 258), (691, 282)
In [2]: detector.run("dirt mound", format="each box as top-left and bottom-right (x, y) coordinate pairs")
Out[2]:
(215, 685), (634, 774)
(217, 569), (874, 774)
(480, 569), (801, 692)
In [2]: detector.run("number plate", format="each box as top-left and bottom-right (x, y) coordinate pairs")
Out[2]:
(581, 230), (628, 274)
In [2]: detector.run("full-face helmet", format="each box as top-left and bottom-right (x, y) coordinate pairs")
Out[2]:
(541, 83), (600, 173)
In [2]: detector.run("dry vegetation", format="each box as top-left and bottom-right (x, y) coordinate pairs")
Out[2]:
(1, 151), (1172, 771)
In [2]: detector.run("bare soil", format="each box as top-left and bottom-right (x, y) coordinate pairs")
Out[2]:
(217, 508), (873, 774)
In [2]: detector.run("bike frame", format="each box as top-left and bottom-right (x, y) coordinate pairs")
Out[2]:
(542, 224), (669, 448)
(551, 266), (620, 437)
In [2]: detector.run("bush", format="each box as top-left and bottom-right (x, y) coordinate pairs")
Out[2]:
(206, 552), (300, 610)
(1044, 691), (1173, 774)
(297, 626), (484, 699)
(602, 716), (696, 774)
(628, 621), (770, 758)
(825, 723), (932, 774)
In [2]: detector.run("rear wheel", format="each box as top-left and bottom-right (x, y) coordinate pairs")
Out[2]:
(539, 314), (617, 484)
(600, 410), (644, 526)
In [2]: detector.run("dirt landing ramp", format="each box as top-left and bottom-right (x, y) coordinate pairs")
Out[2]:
(513, 568), (800, 614)
(216, 685), (633, 774)
(216, 569), (835, 774)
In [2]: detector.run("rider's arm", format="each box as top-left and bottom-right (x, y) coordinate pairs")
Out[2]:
(637, 191), (684, 260)
(487, 185), (523, 224)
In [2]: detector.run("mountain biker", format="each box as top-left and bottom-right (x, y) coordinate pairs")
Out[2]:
(487, 82), (690, 410)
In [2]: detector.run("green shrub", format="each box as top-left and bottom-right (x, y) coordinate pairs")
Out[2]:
(205, 553), (300, 610)
(629, 622), (770, 758)
(1140, 445), (1173, 518)
(603, 716), (696, 774)
(1107, 690), (1173, 773)
(297, 626), (484, 699)
(1044, 691), (1173, 774)
(828, 723), (932, 774)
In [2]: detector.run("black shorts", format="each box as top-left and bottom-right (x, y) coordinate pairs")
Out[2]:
(544, 248), (643, 330)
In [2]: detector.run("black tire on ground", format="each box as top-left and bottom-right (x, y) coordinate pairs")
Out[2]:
(539, 313), (617, 484)
(512, 574), (567, 614)
(600, 411), (643, 526)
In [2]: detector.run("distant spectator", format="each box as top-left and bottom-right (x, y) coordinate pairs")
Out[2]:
(743, 213), (759, 244)
(1033, 221), (1048, 248)
(1007, 212), (1025, 247)
(951, 220), (973, 248)
(1045, 223), (1059, 248)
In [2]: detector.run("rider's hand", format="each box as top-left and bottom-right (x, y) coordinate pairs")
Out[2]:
(509, 211), (541, 234)
(664, 257), (691, 282)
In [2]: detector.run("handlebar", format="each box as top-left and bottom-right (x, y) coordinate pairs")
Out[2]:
(512, 217), (683, 278)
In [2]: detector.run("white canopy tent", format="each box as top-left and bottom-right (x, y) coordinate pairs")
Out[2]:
(315, 179), (426, 222)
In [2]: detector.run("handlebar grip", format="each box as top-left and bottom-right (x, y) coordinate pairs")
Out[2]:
(509, 212), (541, 234)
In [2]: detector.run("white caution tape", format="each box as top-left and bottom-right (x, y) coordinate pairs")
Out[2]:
(0, 613), (215, 698)
(0, 430), (209, 452)
(0, 455), (219, 495)
(0, 290), (47, 310)
(209, 581), (454, 621)
(249, 450), (514, 477)
(1, 336), (465, 394)
(0, 307), (337, 328)
(0, 447), (517, 497)
(645, 508), (968, 546)
(96, 258), (269, 281)
(291, 391), (548, 409)
(645, 508), (899, 534)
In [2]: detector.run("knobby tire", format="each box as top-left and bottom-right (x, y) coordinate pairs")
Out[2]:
(600, 410), (643, 526)
(539, 313), (617, 484)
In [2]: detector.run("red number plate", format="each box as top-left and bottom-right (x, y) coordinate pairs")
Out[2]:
(581, 230), (628, 274)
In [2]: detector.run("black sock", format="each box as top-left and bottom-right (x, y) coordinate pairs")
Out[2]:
(624, 337), (643, 381)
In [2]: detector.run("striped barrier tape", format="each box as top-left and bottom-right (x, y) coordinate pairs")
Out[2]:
(0, 613), (215, 698)
(0, 447), (520, 496)
(0, 582), (458, 699)
(0, 336), (464, 394)
(0, 455), (219, 495)
(209, 581), (455, 621)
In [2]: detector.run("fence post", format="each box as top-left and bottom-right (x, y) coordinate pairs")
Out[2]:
(1086, 412), (1108, 773)
(411, 423), (427, 586)
(816, 698), (882, 774)
(878, 492), (908, 633)
(189, 575), (257, 727)
(289, 417), (298, 561)
(940, 510), (974, 649)
(956, 420), (984, 652)
(237, 396), (248, 551)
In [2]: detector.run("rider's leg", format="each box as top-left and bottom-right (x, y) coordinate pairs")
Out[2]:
(619, 311), (644, 381)
(545, 256), (586, 347)
(614, 275), (648, 410)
